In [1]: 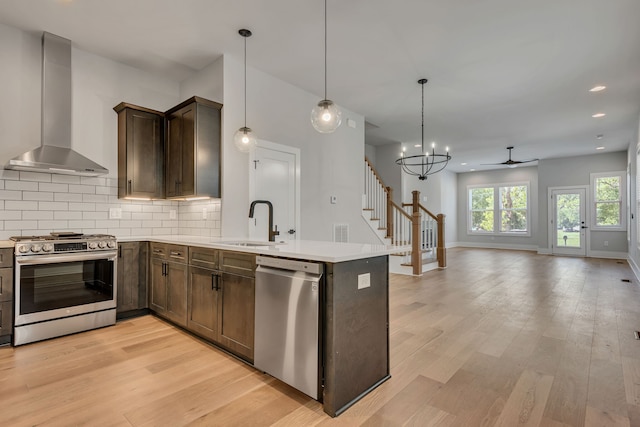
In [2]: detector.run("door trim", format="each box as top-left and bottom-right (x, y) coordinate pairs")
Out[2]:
(249, 140), (301, 240)
(548, 185), (590, 256)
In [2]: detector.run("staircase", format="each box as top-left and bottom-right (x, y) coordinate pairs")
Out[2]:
(363, 158), (446, 276)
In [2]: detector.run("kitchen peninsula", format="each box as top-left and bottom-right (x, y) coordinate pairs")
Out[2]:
(120, 235), (402, 417)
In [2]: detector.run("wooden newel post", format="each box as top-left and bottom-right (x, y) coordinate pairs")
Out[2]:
(437, 213), (446, 268)
(411, 191), (422, 276)
(386, 187), (393, 240)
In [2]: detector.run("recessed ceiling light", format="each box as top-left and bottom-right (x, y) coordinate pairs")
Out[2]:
(589, 85), (606, 92)
(596, 146), (605, 150)
(592, 113), (606, 118)
(461, 162), (467, 166)
(470, 168), (476, 172)
(414, 144), (421, 148)
(596, 134), (604, 139)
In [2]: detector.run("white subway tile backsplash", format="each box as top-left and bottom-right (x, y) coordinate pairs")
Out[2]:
(55, 211), (81, 220)
(38, 220), (69, 230)
(23, 211), (52, 220)
(69, 202), (95, 211)
(19, 172), (52, 182)
(23, 192), (54, 201)
(6, 201), (38, 211)
(52, 175), (81, 184)
(83, 194), (108, 203)
(39, 201), (69, 211)
(55, 193), (83, 202)
(83, 211), (108, 220)
(0, 190), (23, 200)
(68, 184), (96, 194)
(6, 180), (39, 191)
(0, 174), (221, 238)
(0, 170), (20, 180)
(0, 211), (22, 220)
(68, 220), (96, 229)
(5, 220), (38, 230)
(39, 183), (70, 193)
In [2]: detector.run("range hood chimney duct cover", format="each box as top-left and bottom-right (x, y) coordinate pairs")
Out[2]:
(6, 32), (108, 176)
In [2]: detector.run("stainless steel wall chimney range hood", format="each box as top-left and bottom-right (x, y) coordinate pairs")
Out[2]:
(6, 32), (108, 176)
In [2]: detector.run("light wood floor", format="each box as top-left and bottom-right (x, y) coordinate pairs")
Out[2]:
(1, 248), (639, 426)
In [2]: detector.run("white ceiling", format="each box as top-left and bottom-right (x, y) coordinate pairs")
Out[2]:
(1, 0), (639, 172)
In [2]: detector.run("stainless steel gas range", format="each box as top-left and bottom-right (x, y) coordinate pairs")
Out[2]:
(11, 232), (118, 346)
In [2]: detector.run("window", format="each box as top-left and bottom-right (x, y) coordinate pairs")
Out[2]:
(468, 182), (529, 235)
(591, 171), (626, 231)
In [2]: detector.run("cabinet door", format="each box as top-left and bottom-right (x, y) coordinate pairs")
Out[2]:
(126, 109), (164, 198)
(166, 104), (195, 198)
(165, 261), (188, 327)
(149, 257), (167, 314)
(117, 242), (140, 313)
(0, 301), (12, 338)
(218, 272), (255, 361)
(0, 268), (13, 303)
(188, 266), (219, 341)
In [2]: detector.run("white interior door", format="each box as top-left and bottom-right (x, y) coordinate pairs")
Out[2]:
(249, 142), (299, 241)
(551, 188), (587, 256)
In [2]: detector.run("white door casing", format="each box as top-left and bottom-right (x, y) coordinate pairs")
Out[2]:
(249, 141), (300, 241)
(549, 186), (588, 256)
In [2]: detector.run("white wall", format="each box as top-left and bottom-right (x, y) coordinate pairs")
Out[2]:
(373, 143), (402, 205)
(181, 54), (378, 244)
(537, 151), (627, 253)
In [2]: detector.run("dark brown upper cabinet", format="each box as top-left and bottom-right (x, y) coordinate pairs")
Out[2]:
(114, 103), (165, 199)
(165, 96), (222, 199)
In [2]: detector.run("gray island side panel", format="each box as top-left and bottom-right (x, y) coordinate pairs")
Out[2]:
(323, 255), (390, 416)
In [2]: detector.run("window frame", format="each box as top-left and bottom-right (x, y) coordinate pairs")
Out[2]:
(590, 171), (626, 231)
(467, 181), (531, 236)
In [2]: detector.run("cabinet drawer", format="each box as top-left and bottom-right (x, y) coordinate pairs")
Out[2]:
(0, 268), (13, 303)
(189, 246), (218, 269)
(0, 248), (12, 268)
(150, 242), (168, 259)
(220, 251), (256, 277)
(167, 245), (188, 263)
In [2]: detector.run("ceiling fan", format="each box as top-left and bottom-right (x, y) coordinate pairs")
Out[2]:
(483, 146), (538, 168)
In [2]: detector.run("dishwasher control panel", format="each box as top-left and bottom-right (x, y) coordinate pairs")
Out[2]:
(256, 256), (323, 275)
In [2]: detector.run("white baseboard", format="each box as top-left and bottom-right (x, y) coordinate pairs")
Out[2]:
(587, 250), (628, 260)
(628, 256), (640, 283)
(537, 248), (552, 255)
(453, 242), (538, 252)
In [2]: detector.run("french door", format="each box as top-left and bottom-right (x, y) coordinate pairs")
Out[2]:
(551, 187), (587, 256)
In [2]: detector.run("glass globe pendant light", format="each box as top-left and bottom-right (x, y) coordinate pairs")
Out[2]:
(311, 0), (342, 133)
(233, 29), (257, 152)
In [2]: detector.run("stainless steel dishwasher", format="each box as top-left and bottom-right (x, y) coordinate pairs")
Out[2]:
(254, 255), (323, 399)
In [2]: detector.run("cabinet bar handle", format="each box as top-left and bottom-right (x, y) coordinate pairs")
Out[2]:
(128, 179), (132, 194)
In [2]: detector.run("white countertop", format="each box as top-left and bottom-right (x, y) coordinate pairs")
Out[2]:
(0, 241), (14, 249)
(119, 235), (407, 263)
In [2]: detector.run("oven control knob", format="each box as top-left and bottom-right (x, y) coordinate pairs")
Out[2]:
(88, 241), (98, 250)
(18, 244), (29, 253)
(42, 243), (54, 252)
(98, 241), (107, 249)
(107, 241), (116, 249)
(31, 244), (42, 253)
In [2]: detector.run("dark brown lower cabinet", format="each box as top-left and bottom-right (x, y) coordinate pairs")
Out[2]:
(116, 242), (148, 317)
(149, 243), (188, 327)
(149, 257), (167, 314)
(187, 266), (219, 342)
(218, 271), (255, 361)
(0, 248), (13, 344)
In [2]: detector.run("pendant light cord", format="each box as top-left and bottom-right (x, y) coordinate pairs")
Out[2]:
(421, 80), (425, 175)
(244, 35), (247, 128)
(324, 0), (327, 100)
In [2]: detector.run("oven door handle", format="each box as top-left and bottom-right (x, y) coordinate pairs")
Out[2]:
(16, 250), (118, 265)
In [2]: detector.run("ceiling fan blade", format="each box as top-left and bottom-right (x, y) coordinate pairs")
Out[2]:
(480, 147), (538, 166)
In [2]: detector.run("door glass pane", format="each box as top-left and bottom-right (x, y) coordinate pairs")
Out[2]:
(556, 193), (581, 248)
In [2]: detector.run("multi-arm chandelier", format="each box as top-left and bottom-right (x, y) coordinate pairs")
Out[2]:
(396, 79), (451, 180)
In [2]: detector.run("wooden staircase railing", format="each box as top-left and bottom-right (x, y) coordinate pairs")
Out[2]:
(364, 158), (446, 275)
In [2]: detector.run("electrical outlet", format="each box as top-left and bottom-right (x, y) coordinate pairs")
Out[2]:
(330, 195), (337, 204)
(604, 241), (609, 247)
(109, 207), (122, 219)
(169, 209), (177, 219)
(202, 208), (207, 220)
(358, 273), (371, 289)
